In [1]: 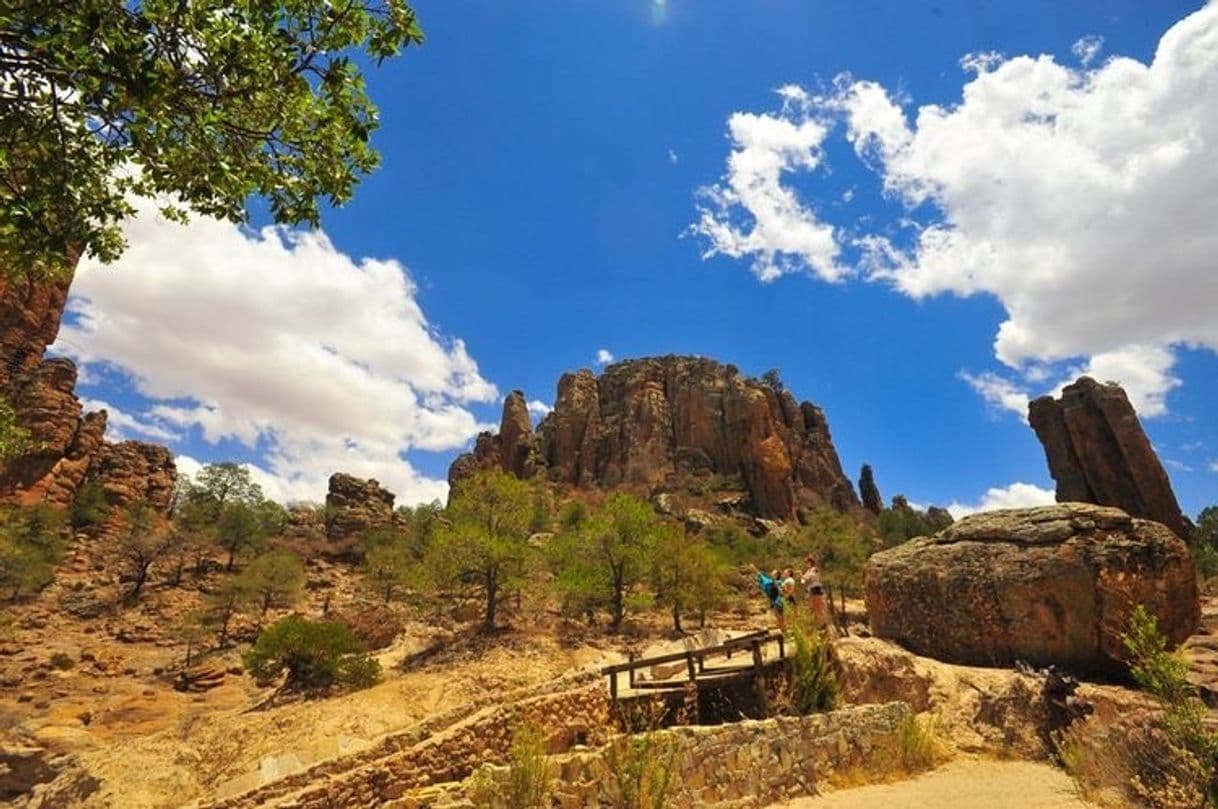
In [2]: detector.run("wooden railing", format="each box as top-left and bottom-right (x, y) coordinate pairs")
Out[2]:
(600, 629), (786, 702)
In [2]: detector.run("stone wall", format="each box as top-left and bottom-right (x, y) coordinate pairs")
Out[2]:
(206, 673), (608, 809)
(286, 687), (610, 808)
(399, 702), (911, 808)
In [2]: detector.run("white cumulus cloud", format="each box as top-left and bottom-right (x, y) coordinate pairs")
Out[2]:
(694, 5), (1218, 418)
(596, 349), (615, 365)
(527, 400), (552, 419)
(948, 482), (1056, 519)
(1072, 34), (1105, 66)
(80, 397), (181, 443)
(57, 199), (498, 505)
(692, 86), (844, 283)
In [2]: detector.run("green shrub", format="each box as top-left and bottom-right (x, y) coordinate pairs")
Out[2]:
(1121, 604), (1218, 806)
(1192, 541), (1218, 583)
(603, 730), (678, 809)
(71, 480), (109, 530)
(243, 616), (382, 691)
(48, 651), (74, 670)
(894, 713), (944, 773)
(785, 612), (841, 714)
(468, 723), (553, 808)
(0, 505), (67, 601)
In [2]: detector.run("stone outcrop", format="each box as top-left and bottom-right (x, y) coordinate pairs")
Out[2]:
(86, 441), (177, 515)
(1029, 376), (1191, 539)
(285, 504), (326, 543)
(0, 358), (107, 507)
(0, 269), (75, 389)
(864, 503), (1199, 677)
(324, 473), (395, 540)
(0, 266), (177, 512)
(859, 464), (882, 515)
(449, 356), (859, 520)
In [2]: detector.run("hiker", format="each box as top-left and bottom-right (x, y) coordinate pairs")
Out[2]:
(780, 568), (798, 606)
(800, 554), (832, 631)
(751, 565), (786, 632)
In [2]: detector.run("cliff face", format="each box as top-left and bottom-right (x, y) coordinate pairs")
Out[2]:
(0, 266), (111, 508)
(1028, 376), (1191, 539)
(449, 356), (859, 520)
(0, 267), (176, 513)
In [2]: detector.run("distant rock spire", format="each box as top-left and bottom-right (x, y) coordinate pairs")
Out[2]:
(859, 464), (883, 515)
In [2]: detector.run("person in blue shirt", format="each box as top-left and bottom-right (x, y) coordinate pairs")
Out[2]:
(752, 566), (786, 632)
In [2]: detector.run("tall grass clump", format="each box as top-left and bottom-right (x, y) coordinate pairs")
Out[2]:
(603, 730), (679, 809)
(1060, 605), (1218, 809)
(468, 722), (552, 808)
(785, 609), (841, 714)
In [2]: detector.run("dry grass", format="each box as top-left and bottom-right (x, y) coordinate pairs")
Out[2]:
(1058, 717), (1211, 809)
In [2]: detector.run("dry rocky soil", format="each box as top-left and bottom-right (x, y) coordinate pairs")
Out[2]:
(4, 525), (1217, 808)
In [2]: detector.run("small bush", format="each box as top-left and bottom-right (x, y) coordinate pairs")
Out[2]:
(784, 611), (841, 714)
(1121, 605), (1218, 805)
(603, 730), (679, 809)
(334, 605), (403, 651)
(1194, 542), (1218, 584)
(893, 714), (945, 774)
(468, 722), (553, 808)
(1062, 606), (1218, 807)
(71, 480), (109, 530)
(48, 651), (74, 670)
(242, 616), (382, 692)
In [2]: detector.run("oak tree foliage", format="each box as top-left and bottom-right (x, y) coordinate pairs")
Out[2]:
(0, 0), (423, 272)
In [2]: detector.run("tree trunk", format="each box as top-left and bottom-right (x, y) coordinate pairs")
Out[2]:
(128, 565), (149, 602)
(672, 604), (682, 633)
(610, 568), (625, 630)
(218, 609), (232, 647)
(225, 547), (236, 572)
(483, 569), (498, 632)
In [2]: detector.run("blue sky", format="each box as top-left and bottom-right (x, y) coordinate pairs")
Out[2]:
(56, 1), (1218, 518)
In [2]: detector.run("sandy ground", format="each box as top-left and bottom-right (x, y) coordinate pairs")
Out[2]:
(779, 759), (1092, 809)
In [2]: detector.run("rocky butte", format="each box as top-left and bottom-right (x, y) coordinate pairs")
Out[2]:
(449, 355), (859, 521)
(1029, 376), (1192, 539)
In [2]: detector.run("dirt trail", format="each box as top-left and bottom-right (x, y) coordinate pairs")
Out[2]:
(778, 759), (1091, 809)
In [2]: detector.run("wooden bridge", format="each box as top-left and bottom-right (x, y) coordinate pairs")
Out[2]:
(601, 629), (788, 704)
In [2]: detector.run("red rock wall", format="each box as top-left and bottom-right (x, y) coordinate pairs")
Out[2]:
(450, 356), (859, 520)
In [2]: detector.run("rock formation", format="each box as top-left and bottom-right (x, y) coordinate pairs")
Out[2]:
(0, 267), (179, 513)
(858, 464), (882, 515)
(0, 358), (107, 507)
(325, 473), (395, 540)
(1029, 377), (1191, 539)
(449, 356), (859, 520)
(864, 503), (1199, 677)
(87, 441), (178, 515)
(0, 269), (76, 389)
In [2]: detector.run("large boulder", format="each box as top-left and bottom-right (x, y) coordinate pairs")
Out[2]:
(449, 356), (859, 520)
(864, 503), (1199, 677)
(1029, 376), (1191, 539)
(324, 473), (395, 540)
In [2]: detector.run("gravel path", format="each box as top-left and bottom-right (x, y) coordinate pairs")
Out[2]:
(777, 758), (1091, 809)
